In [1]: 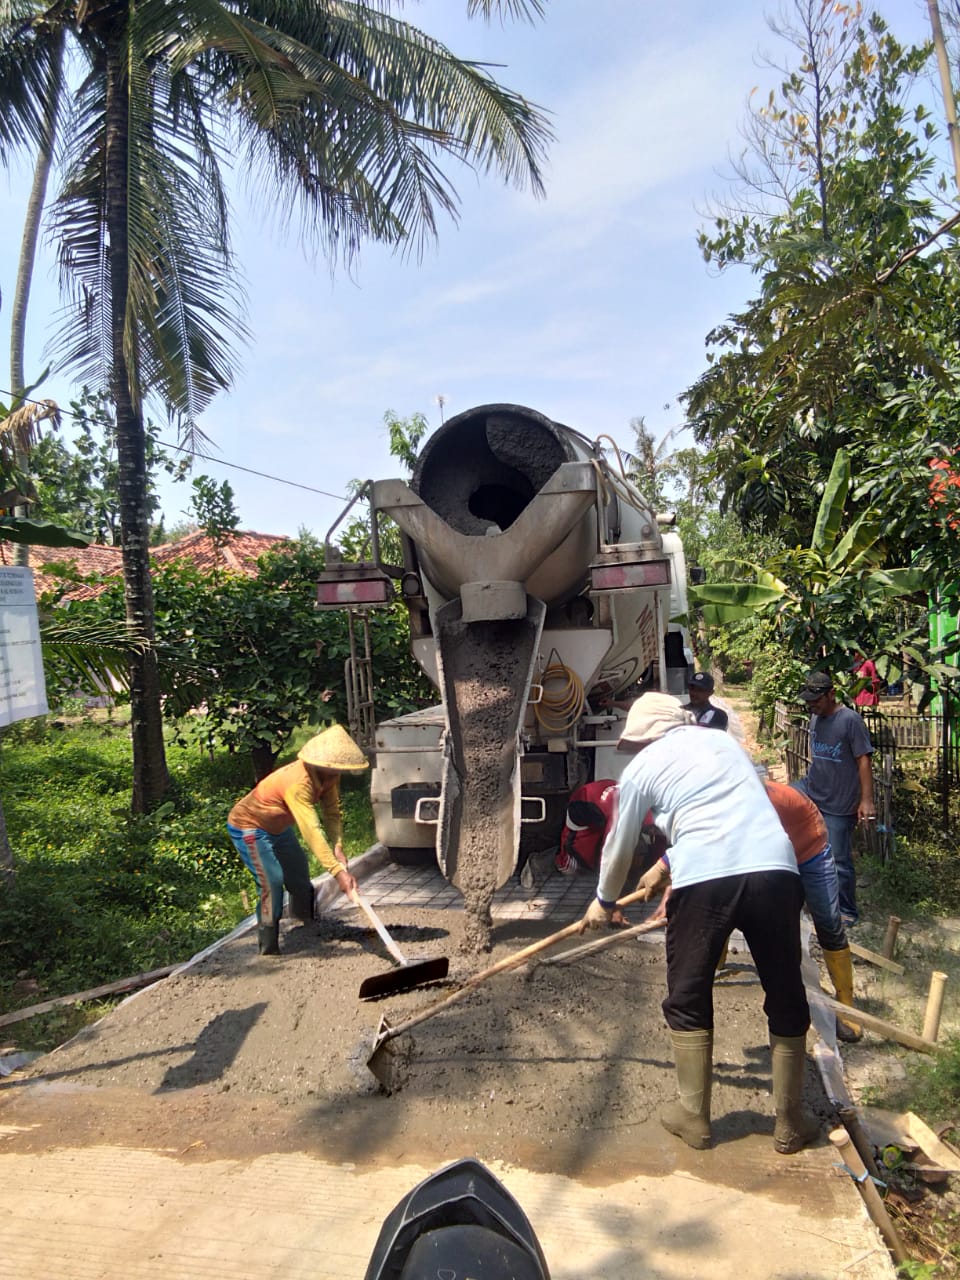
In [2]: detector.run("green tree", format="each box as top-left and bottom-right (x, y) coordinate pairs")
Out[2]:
(6, 26), (63, 569)
(28, 388), (190, 544)
(684, 5), (960, 567)
(384, 410), (429, 474)
(0, 0), (551, 811)
(687, 449), (934, 691)
(189, 475), (239, 552)
(621, 417), (675, 511)
(56, 535), (432, 780)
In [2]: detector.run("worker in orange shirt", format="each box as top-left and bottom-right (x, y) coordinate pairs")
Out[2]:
(759, 771), (862, 1043)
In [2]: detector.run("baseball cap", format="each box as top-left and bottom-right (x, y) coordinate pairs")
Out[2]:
(798, 671), (833, 702)
(688, 672), (714, 693)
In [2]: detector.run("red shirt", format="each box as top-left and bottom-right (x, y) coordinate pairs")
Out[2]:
(561, 780), (661, 871)
(561, 780), (619, 871)
(854, 658), (880, 707)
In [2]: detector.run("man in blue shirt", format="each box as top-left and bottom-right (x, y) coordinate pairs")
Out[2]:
(794, 670), (875, 927)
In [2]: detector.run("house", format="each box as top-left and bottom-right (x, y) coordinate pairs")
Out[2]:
(0, 530), (291, 601)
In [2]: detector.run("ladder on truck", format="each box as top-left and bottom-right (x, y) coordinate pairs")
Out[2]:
(316, 556), (393, 754)
(315, 487), (395, 752)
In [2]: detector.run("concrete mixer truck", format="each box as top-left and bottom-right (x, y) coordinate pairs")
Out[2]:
(317, 403), (693, 909)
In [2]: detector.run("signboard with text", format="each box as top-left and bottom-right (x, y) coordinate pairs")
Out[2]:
(0, 567), (48, 727)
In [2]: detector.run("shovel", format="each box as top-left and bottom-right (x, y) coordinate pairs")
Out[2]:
(349, 889), (450, 1000)
(366, 884), (660, 1090)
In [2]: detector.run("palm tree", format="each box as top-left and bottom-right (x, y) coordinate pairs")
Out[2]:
(0, 0), (551, 810)
(8, 28), (62, 568)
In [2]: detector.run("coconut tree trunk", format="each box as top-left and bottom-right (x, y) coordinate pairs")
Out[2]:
(10, 32), (63, 570)
(10, 33), (62, 402)
(105, 38), (169, 812)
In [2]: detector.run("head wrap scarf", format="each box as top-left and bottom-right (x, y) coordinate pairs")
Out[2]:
(619, 693), (694, 747)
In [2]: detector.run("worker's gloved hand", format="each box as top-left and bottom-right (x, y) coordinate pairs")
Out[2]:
(336, 867), (358, 896)
(635, 858), (670, 900)
(579, 897), (613, 934)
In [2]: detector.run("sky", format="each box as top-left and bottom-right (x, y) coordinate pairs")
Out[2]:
(0, 0), (938, 541)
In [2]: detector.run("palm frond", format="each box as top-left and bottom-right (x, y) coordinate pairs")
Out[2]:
(49, 59), (113, 387)
(466, 0), (546, 20)
(158, 0), (551, 259)
(125, 55), (246, 435)
(0, 0), (58, 159)
(0, 398), (60, 461)
(40, 615), (148, 693)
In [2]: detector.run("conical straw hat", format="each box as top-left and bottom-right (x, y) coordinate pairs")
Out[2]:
(298, 725), (369, 771)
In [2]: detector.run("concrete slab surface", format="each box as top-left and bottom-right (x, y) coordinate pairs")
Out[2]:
(0, 851), (898, 1280)
(0, 1133), (894, 1279)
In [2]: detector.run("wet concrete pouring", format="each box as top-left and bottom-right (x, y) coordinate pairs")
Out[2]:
(3, 850), (884, 1226)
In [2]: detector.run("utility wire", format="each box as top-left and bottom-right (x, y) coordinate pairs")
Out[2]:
(1, 388), (352, 504)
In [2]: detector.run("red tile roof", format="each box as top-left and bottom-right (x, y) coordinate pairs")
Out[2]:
(0, 531), (291, 601)
(151, 530), (290, 576)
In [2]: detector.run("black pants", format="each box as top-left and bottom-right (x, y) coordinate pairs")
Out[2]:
(663, 870), (810, 1038)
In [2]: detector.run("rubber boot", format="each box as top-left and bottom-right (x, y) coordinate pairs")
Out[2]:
(770, 1034), (819, 1154)
(257, 922), (281, 956)
(661, 1030), (713, 1150)
(823, 946), (863, 1043)
(289, 887), (316, 923)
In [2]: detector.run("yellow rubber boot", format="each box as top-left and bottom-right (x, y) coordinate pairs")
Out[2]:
(661, 1030), (713, 1150)
(823, 946), (863, 1043)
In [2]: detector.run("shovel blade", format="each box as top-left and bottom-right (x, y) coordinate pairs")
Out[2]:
(358, 956), (449, 1002)
(366, 1017), (413, 1092)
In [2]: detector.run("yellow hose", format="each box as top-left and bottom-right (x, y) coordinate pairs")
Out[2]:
(534, 659), (585, 733)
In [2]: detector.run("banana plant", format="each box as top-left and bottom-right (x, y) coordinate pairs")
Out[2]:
(687, 449), (929, 675)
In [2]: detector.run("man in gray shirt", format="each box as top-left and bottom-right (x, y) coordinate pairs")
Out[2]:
(793, 671), (875, 926)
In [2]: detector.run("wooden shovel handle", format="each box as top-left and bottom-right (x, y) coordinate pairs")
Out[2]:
(349, 889), (408, 967)
(382, 884), (652, 1041)
(535, 914), (666, 967)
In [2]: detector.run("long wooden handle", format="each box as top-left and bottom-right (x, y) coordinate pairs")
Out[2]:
(382, 884), (652, 1042)
(350, 890), (408, 967)
(535, 914), (666, 967)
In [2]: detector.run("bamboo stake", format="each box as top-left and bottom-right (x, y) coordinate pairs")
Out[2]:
(838, 1106), (882, 1184)
(848, 941), (904, 976)
(806, 986), (943, 1054)
(922, 971), (948, 1043)
(881, 916), (901, 961)
(829, 1127), (910, 1266)
(0, 965), (178, 1029)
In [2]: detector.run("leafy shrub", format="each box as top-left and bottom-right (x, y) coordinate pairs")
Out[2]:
(859, 759), (960, 917)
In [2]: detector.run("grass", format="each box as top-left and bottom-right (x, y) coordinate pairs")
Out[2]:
(0, 715), (375, 1050)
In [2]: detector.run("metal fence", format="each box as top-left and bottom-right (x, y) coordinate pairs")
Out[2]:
(943, 689), (960, 794)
